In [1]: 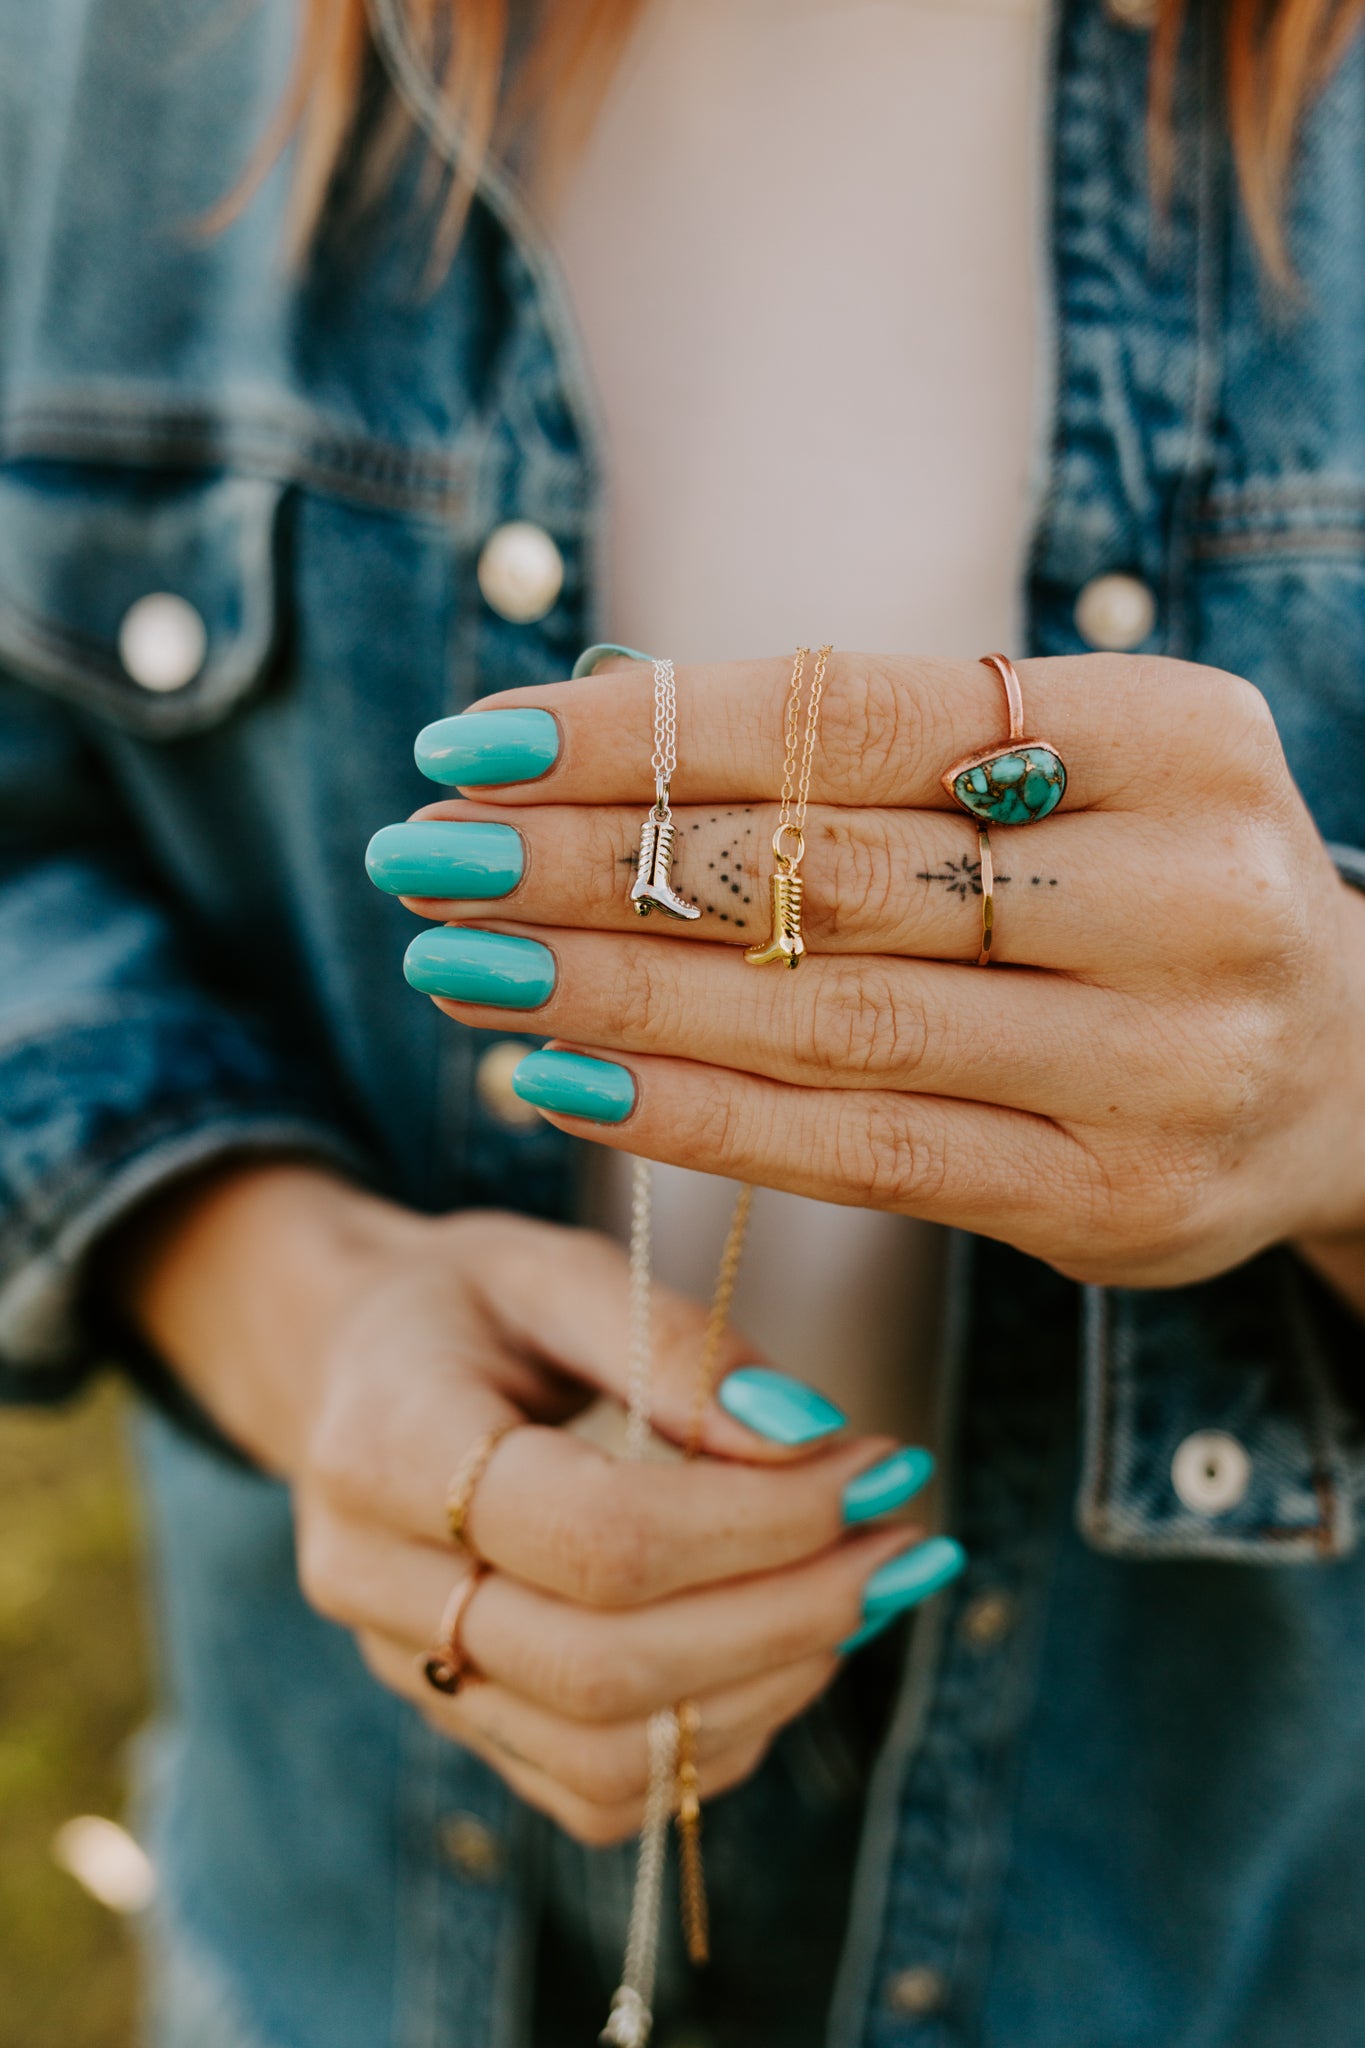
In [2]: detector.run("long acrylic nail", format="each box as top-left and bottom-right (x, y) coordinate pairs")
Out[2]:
(716, 1367), (846, 1446)
(366, 821), (525, 899)
(511, 1049), (636, 1124)
(403, 928), (554, 1007)
(415, 709), (559, 787)
(840, 1536), (966, 1654)
(842, 1446), (935, 1526)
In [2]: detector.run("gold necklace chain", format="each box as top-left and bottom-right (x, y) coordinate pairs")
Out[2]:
(745, 644), (833, 969)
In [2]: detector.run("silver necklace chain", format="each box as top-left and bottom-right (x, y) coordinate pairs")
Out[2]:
(649, 658), (678, 821)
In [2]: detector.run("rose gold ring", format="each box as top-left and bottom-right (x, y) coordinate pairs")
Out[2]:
(976, 826), (995, 967)
(444, 1421), (520, 1562)
(420, 1565), (487, 1696)
(941, 654), (1068, 828)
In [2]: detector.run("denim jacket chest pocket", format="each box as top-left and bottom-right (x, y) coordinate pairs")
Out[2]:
(0, 467), (285, 739)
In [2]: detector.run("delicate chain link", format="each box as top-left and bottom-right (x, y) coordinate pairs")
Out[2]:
(686, 1183), (755, 1457)
(793, 644), (832, 835)
(774, 646), (807, 837)
(773, 644), (832, 866)
(601, 1708), (679, 2047)
(650, 658), (678, 819)
(625, 1158), (655, 1464)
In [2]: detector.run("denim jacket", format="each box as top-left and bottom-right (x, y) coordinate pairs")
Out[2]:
(2, 2), (1365, 2044)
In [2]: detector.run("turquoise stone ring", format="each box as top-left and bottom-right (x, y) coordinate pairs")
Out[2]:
(942, 655), (1068, 827)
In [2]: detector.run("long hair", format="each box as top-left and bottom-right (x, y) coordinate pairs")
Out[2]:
(268, 0), (1363, 283)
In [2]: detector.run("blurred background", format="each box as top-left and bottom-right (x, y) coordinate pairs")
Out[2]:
(0, 1388), (149, 2048)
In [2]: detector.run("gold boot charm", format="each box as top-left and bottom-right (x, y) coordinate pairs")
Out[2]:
(745, 643), (830, 970)
(628, 658), (700, 923)
(743, 844), (806, 967)
(631, 808), (700, 921)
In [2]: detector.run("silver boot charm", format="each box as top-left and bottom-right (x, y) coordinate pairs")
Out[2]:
(627, 658), (700, 922)
(631, 808), (700, 920)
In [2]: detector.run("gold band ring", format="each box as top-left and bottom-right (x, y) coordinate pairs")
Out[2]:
(444, 1421), (519, 1562)
(420, 1565), (487, 1696)
(976, 827), (995, 967)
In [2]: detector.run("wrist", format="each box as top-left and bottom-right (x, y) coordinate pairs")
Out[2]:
(114, 1160), (429, 1473)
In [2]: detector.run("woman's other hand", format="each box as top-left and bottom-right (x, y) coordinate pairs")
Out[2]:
(116, 1164), (949, 1845)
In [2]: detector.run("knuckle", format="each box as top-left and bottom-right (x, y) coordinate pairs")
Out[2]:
(816, 966), (925, 1080)
(545, 1630), (637, 1723)
(565, 1798), (640, 1850)
(564, 1734), (645, 1807)
(304, 1394), (375, 1515)
(832, 1099), (948, 1211)
(820, 659), (920, 798)
(294, 1515), (353, 1625)
(552, 1482), (663, 1605)
(810, 815), (898, 941)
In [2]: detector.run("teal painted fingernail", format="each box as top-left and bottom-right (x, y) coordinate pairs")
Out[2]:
(403, 928), (554, 1007)
(366, 822), (525, 899)
(840, 1536), (966, 1653)
(511, 1049), (636, 1124)
(571, 642), (655, 678)
(415, 709), (559, 786)
(842, 1446), (935, 1526)
(716, 1367), (846, 1446)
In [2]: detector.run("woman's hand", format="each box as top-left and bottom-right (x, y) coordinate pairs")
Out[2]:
(378, 653), (1365, 1292)
(119, 1164), (941, 1845)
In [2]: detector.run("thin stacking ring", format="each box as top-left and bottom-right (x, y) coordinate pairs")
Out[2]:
(420, 1566), (487, 1696)
(941, 654), (1068, 826)
(444, 1422), (519, 1562)
(976, 827), (995, 967)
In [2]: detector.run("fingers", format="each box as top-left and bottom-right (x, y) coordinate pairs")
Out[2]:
(423, 922), (1132, 1120)
(438, 652), (1258, 814)
(399, 799), (1161, 975)
(365, 1634), (834, 1813)
(512, 1044), (1091, 1245)
(307, 1517), (919, 1716)
(313, 1417), (908, 1605)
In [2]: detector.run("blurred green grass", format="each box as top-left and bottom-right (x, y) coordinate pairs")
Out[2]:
(0, 1384), (149, 2048)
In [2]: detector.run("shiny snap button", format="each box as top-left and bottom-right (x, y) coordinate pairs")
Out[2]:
(117, 593), (208, 692)
(476, 1041), (541, 1127)
(960, 1588), (1016, 1648)
(439, 1812), (504, 1882)
(1074, 573), (1157, 651)
(1104, 0), (1159, 26)
(477, 521), (565, 624)
(1172, 1431), (1251, 1515)
(886, 1966), (947, 2017)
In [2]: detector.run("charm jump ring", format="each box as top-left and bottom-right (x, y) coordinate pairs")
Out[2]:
(941, 654), (1068, 827)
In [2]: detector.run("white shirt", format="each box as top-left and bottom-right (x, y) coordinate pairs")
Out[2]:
(546, 0), (1047, 1437)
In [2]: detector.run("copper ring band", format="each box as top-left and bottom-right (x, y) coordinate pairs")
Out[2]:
(420, 1565), (487, 1696)
(976, 826), (995, 968)
(444, 1421), (520, 1563)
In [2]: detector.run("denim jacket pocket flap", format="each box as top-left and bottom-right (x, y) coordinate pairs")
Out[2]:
(0, 468), (284, 738)
(1078, 1254), (1359, 1564)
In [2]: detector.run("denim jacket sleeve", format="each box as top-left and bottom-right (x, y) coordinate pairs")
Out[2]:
(0, 667), (366, 1406)
(1073, 847), (1365, 1564)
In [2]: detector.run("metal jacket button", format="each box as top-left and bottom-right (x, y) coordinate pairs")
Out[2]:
(476, 1040), (542, 1126)
(1172, 1430), (1252, 1514)
(117, 593), (207, 692)
(886, 1966), (947, 2017)
(1074, 572), (1157, 651)
(1104, 0), (1159, 27)
(439, 1812), (504, 1882)
(477, 521), (565, 623)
